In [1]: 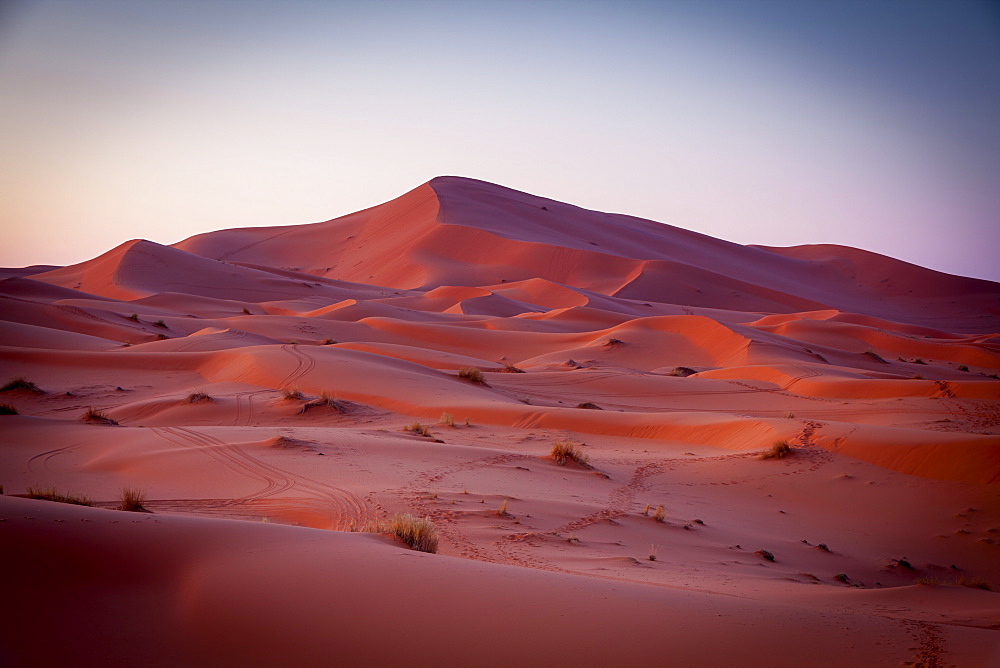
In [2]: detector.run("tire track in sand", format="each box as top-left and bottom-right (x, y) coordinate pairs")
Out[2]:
(163, 426), (369, 528)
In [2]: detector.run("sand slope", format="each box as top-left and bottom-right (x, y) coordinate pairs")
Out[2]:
(2, 176), (999, 666)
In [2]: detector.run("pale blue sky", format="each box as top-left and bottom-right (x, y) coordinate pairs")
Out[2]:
(2, 0), (998, 281)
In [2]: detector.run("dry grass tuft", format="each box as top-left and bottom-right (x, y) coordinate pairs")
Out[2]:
(268, 436), (313, 450)
(755, 549), (775, 562)
(298, 391), (345, 414)
(25, 486), (93, 506)
(604, 338), (625, 347)
(404, 422), (432, 438)
(282, 387), (304, 401)
(550, 440), (589, 466)
(498, 362), (526, 373)
(575, 402), (602, 410)
(366, 513), (439, 553)
(439, 412), (455, 427)
(118, 487), (149, 512)
(186, 392), (213, 404)
(957, 575), (991, 591)
(497, 499), (509, 516)
(81, 407), (119, 425)
(648, 544), (657, 561)
(1, 376), (43, 394)
(653, 504), (666, 522)
(759, 440), (791, 460)
(153, 319), (168, 328)
(457, 367), (487, 384)
(669, 366), (696, 377)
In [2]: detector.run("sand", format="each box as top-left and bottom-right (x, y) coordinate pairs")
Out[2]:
(2, 176), (998, 666)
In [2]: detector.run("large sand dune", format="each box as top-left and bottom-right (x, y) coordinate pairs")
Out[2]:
(2, 176), (998, 666)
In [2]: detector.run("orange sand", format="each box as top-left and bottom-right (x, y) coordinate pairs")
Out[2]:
(2, 176), (998, 666)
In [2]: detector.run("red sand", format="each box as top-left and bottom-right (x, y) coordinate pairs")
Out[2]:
(2, 176), (999, 666)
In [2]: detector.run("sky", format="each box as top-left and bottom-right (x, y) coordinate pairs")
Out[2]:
(1, 0), (998, 281)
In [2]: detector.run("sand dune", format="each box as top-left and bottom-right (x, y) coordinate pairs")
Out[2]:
(2, 176), (998, 666)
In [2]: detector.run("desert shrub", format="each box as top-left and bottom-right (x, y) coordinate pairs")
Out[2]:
(576, 402), (602, 410)
(1, 377), (43, 394)
(816, 543), (830, 552)
(153, 319), (168, 328)
(498, 363), (525, 373)
(550, 440), (589, 466)
(648, 545), (657, 561)
(367, 514), (439, 553)
(156, 333), (169, 340)
(127, 313), (140, 321)
(81, 407), (119, 425)
(669, 366), (696, 377)
(957, 575), (991, 591)
(298, 391), (345, 414)
(404, 422), (432, 437)
(958, 365), (969, 372)
(604, 338), (624, 347)
(457, 367), (487, 384)
(759, 440), (791, 460)
(439, 412), (455, 427)
(242, 307), (252, 315)
(833, 573), (850, 583)
(464, 417), (471, 426)
(913, 358), (927, 365)
(755, 549), (775, 562)
(186, 392), (213, 404)
(118, 487), (148, 512)
(322, 338), (337, 345)
(282, 387), (304, 401)
(783, 411), (795, 419)
(0, 404), (18, 415)
(26, 486), (93, 506)
(653, 504), (666, 522)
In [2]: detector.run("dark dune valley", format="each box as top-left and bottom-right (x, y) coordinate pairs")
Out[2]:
(2, 176), (999, 666)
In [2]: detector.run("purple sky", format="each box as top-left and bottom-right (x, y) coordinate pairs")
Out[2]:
(1, 0), (998, 281)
